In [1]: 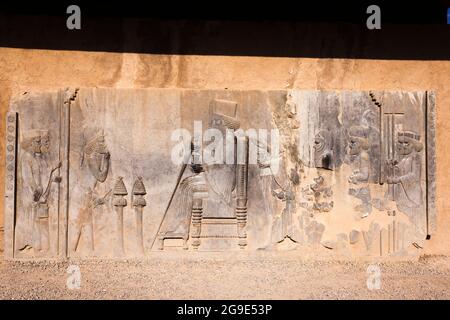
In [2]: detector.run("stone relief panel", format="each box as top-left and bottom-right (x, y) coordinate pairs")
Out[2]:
(68, 88), (181, 258)
(292, 90), (430, 256)
(4, 89), (436, 259)
(156, 98), (250, 251)
(5, 90), (71, 259)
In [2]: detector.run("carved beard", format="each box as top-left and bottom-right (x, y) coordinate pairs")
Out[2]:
(87, 152), (109, 183)
(397, 136), (422, 156)
(398, 146), (412, 156)
(40, 137), (50, 154)
(31, 141), (42, 154)
(397, 141), (415, 156)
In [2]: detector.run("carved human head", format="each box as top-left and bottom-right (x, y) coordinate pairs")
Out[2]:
(313, 130), (331, 153)
(397, 131), (423, 155)
(205, 99), (240, 166)
(347, 126), (369, 155)
(40, 131), (50, 153)
(84, 128), (108, 156)
(22, 129), (49, 155)
(82, 128), (109, 182)
(362, 109), (376, 127)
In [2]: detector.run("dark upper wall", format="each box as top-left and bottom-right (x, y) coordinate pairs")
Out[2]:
(0, 1), (450, 60)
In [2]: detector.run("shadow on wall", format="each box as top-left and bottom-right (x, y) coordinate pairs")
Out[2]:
(0, 2), (450, 60)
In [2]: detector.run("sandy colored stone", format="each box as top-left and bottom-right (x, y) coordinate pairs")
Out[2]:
(349, 229), (360, 244)
(1, 48), (450, 257)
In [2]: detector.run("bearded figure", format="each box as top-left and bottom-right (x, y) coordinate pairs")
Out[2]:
(361, 109), (381, 183)
(72, 128), (111, 253)
(202, 101), (241, 218)
(16, 130), (61, 254)
(347, 126), (372, 218)
(386, 131), (424, 233)
(157, 99), (248, 250)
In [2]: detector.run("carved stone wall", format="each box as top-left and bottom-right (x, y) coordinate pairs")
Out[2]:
(3, 88), (436, 259)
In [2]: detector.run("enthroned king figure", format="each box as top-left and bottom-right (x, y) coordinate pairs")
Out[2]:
(156, 99), (249, 250)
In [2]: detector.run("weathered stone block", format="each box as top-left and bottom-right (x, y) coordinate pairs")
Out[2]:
(3, 88), (436, 259)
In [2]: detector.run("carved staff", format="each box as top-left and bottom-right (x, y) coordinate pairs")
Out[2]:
(369, 91), (383, 184)
(62, 88), (79, 258)
(391, 160), (397, 200)
(41, 163), (62, 203)
(113, 177), (128, 256)
(132, 177), (147, 255)
(389, 116), (395, 199)
(151, 140), (194, 249)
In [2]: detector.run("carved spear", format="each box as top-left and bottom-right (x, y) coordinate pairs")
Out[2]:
(150, 140), (195, 249)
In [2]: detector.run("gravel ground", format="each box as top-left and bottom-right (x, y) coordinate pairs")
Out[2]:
(1, 254), (449, 300)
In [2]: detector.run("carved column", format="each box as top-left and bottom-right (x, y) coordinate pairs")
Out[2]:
(236, 135), (249, 249)
(113, 177), (128, 256)
(132, 177), (146, 255)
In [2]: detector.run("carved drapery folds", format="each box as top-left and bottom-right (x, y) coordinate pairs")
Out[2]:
(4, 89), (436, 259)
(156, 99), (249, 251)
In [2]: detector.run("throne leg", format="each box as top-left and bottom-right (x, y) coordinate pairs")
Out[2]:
(157, 236), (164, 250)
(236, 200), (248, 249)
(191, 197), (203, 250)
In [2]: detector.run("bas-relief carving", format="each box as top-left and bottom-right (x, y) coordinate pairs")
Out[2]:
(15, 130), (61, 255)
(305, 91), (429, 255)
(385, 131), (425, 235)
(112, 177), (127, 256)
(156, 99), (249, 251)
(4, 89), (436, 259)
(270, 167), (301, 245)
(300, 174), (334, 216)
(4, 112), (17, 258)
(7, 90), (68, 259)
(347, 125), (372, 218)
(132, 177), (147, 254)
(72, 128), (112, 255)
